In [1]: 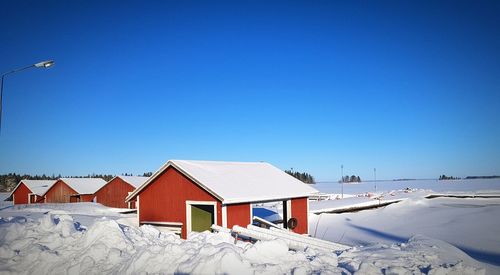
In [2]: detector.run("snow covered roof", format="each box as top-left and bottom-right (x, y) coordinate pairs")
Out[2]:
(116, 176), (149, 188)
(57, 178), (107, 195)
(21, 180), (56, 196)
(127, 160), (318, 204)
(5, 179), (56, 200)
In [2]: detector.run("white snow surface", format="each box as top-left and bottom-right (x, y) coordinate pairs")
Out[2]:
(131, 160), (318, 204)
(309, 194), (500, 273)
(56, 178), (107, 195)
(0, 202), (494, 274)
(115, 176), (149, 188)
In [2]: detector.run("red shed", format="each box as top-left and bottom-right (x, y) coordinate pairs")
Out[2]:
(43, 178), (106, 203)
(6, 180), (55, 205)
(94, 176), (148, 208)
(126, 160), (317, 239)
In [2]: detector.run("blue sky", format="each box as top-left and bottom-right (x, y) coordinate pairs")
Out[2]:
(0, 0), (499, 181)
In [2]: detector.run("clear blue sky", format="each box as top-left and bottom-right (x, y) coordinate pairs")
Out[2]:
(1, 0), (499, 181)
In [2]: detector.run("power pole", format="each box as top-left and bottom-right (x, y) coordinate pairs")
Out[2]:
(341, 164), (344, 199)
(374, 168), (377, 193)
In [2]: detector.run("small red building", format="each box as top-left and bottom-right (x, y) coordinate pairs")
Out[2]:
(7, 180), (56, 205)
(94, 176), (148, 209)
(126, 160), (317, 239)
(43, 178), (106, 203)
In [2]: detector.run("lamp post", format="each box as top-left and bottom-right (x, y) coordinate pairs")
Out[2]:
(0, 60), (54, 133)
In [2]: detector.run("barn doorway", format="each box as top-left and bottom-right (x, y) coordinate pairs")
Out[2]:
(186, 201), (217, 234)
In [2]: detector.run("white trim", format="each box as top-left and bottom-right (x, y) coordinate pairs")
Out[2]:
(126, 161), (224, 203)
(127, 192), (133, 209)
(306, 198), (310, 234)
(141, 221), (183, 226)
(249, 203), (253, 225)
(287, 199), (292, 220)
(222, 205), (227, 228)
(136, 195), (140, 226)
(125, 160), (313, 204)
(185, 200), (218, 236)
(12, 194), (15, 204)
(27, 193), (34, 204)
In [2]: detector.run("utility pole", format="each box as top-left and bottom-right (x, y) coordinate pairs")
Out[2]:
(374, 168), (377, 193)
(341, 164), (344, 199)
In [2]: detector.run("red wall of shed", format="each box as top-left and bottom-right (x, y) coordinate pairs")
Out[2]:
(13, 183), (30, 205)
(291, 197), (308, 234)
(226, 203), (251, 229)
(138, 167), (222, 239)
(95, 177), (135, 208)
(79, 194), (95, 202)
(45, 180), (78, 203)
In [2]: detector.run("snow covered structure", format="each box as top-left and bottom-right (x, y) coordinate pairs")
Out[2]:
(43, 178), (106, 203)
(6, 180), (56, 204)
(126, 160), (318, 239)
(94, 176), (148, 209)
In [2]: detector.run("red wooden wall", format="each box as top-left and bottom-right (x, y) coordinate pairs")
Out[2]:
(226, 203), (251, 229)
(45, 180), (78, 203)
(291, 197), (308, 234)
(137, 166), (222, 239)
(29, 194), (45, 204)
(80, 194), (95, 202)
(13, 182), (30, 205)
(95, 177), (135, 208)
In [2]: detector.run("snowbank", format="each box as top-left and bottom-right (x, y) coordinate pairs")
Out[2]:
(0, 210), (490, 274)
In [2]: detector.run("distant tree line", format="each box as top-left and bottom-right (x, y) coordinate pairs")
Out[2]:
(465, 175), (500, 179)
(339, 175), (361, 183)
(438, 175), (460, 180)
(0, 172), (154, 192)
(285, 170), (315, 184)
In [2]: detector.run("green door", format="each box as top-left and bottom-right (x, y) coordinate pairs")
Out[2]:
(191, 204), (215, 232)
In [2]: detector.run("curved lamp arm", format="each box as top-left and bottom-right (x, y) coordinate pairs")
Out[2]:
(0, 60), (54, 134)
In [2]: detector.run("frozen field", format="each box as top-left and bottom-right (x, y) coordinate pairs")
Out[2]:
(0, 202), (492, 274)
(0, 179), (499, 274)
(313, 178), (500, 195)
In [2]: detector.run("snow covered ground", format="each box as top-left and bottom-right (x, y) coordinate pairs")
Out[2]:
(0, 178), (499, 274)
(0, 203), (491, 274)
(314, 178), (500, 195)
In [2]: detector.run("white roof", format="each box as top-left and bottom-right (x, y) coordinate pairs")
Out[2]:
(22, 180), (56, 196)
(59, 178), (107, 194)
(116, 176), (149, 188)
(6, 179), (56, 200)
(127, 160), (318, 204)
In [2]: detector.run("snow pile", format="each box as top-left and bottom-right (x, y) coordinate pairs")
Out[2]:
(0, 211), (489, 274)
(339, 236), (486, 275)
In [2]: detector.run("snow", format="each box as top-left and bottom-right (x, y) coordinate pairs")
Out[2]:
(1, 178), (499, 274)
(309, 194), (500, 272)
(11, 180), (56, 198)
(56, 178), (107, 195)
(130, 160), (318, 204)
(115, 176), (149, 188)
(313, 178), (500, 195)
(0, 203), (491, 274)
(0, 193), (12, 209)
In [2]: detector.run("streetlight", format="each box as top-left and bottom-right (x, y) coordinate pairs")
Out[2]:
(0, 60), (54, 133)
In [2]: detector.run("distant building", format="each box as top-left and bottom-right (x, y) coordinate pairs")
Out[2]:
(6, 180), (56, 205)
(126, 160), (317, 239)
(43, 178), (106, 203)
(94, 176), (148, 209)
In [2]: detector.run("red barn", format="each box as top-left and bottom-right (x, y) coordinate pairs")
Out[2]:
(126, 160), (317, 239)
(94, 176), (148, 208)
(43, 178), (106, 203)
(7, 180), (56, 205)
